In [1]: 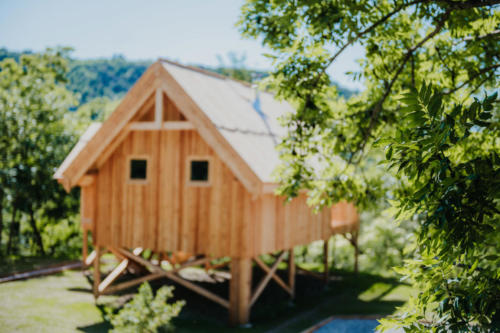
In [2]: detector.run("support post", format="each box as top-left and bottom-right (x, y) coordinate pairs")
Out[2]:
(353, 232), (359, 274)
(93, 246), (101, 299)
(288, 248), (295, 299)
(229, 258), (252, 326)
(82, 229), (88, 265)
(323, 238), (329, 284)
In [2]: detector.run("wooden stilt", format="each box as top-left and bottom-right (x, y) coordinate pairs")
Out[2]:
(93, 246), (101, 299)
(353, 232), (359, 274)
(229, 258), (252, 326)
(82, 229), (88, 265)
(288, 248), (295, 299)
(323, 238), (329, 284)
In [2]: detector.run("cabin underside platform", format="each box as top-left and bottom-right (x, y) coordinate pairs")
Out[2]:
(83, 231), (360, 326)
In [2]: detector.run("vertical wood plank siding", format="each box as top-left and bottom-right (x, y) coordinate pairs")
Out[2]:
(94, 101), (332, 258)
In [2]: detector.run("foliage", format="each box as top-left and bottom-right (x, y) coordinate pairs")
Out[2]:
(214, 52), (268, 83)
(0, 48), (79, 256)
(109, 283), (184, 333)
(293, 211), (414, 275)
(357, 211), (415, 275)
(68, 97), (121, 135)
(378, 87), (499, 332)
(239, 0), (499, 330)
(66, 55), (151, 104)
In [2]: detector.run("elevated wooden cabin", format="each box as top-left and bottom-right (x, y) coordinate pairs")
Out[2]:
(55, 60), (359, 325)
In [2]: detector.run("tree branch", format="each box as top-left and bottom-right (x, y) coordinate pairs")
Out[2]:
(463, 29), (500, 41)
(365, 10), (451, 138)
(346, 10), (451, 164)
(441, 0), (500, 9)
(443, 64), (500, 95)
(317, 0), (432, 81)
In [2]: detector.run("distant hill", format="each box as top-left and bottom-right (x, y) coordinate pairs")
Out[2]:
(67, 55), (151, 103)
(0, 48), (356, 104)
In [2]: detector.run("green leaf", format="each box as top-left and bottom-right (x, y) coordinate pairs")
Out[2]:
(468, 259), (479, 274)
(386, 145), (393, 160)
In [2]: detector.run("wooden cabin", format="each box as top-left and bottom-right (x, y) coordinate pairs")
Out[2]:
(54, 59), (359, 325)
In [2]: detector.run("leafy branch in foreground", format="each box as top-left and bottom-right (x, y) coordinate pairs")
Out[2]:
(109, 283), (185, 333)
(239, 1), (499, 330)
(378, 86), (499, 332)
(239, 0), (500, 206)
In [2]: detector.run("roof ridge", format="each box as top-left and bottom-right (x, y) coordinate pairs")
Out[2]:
(158, 57), (254, 88)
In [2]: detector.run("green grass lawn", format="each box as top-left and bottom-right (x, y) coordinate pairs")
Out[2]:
(0, 262), (412, 332)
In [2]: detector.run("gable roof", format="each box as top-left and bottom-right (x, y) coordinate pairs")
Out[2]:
(55, 59), (294, 195)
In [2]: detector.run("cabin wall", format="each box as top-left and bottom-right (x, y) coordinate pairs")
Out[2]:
(94, 129), (257, 258)
(254, 194), (332, 255)
(93, 128), (331, 259)
(80, 181), (96, 232)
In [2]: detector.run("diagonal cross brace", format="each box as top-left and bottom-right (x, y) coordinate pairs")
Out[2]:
(108, 247), (230, 309)
(253, 256), (293, 296)
(250, 251), (287, 306)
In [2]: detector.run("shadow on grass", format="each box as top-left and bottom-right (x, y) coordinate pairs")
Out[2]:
(78, 267), (409, 333)
(0, 256), (76, 277)
(77, 321), (112, 333)
(67, 287), (93, 293)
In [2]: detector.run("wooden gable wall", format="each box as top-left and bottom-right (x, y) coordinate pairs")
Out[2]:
(89, 95), (332, 259)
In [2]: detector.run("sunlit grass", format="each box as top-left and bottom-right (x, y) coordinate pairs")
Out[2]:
(0, 262), (413, 332)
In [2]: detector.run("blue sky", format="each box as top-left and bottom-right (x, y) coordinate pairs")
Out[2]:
(0, 0), (364, 90)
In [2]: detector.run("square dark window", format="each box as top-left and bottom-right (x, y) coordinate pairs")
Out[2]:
(130, 159), (147, 180)
(190, 160), (209, 182)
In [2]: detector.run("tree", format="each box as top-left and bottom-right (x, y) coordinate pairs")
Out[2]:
(0, 48), (77, 255)
(239, 0), (499, 331)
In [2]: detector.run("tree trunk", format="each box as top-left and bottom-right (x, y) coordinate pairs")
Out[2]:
(7, 207), (18, 255)
(29, 208), (45, 255)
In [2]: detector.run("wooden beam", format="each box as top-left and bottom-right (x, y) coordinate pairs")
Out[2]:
(253, 257), (292, 296)
(108, 247), (127, 261)
(77, 174), (96, 187)
(288, 248), (295, 299)
(353, 232), (359, 274)
(82, 229), (88, 265)
(128, 121), (194, 131)
(85, 250), (96, 267)
(230, 258), (252, 326)
(109, 248), (229, 308)
(163, 270), (230, 309)
(155, 87), (163, 127)
(93, 247), (101, 298)
(98, 259), (129, 293)
(103, 273), (165, 295)
(323, 238), (329, 284)
(172, 257), (210, 273)
(115, 247), (161, 273)
(250, 251), (287, 306)
(129, 122), (162, 130)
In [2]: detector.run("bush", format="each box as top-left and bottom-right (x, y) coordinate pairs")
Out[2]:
(110, 283), (185, 333)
